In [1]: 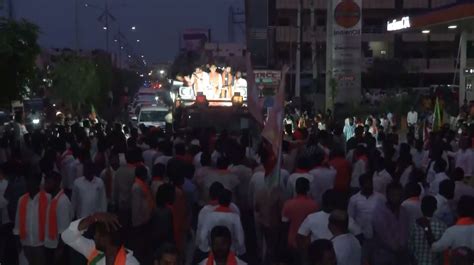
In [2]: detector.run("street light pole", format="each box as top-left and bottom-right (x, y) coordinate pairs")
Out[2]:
(105, 1), (109, 52)
(74, 0), (80, 50)
(310, 0), (317, 91)
(7, 0), (13, 19)
(295, 0), (302, 99)
(325, 0), (333, 111)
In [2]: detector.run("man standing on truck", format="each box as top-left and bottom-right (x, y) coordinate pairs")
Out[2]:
(209, 65), (222, 99)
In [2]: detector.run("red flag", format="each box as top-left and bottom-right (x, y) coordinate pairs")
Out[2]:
(246, 53), (263, 126)
(261, 66), (288, 186)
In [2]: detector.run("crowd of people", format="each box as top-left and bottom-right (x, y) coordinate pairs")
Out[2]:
(0, 107), (473, 265)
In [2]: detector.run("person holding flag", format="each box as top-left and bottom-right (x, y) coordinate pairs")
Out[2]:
(432, 97), (443, 132)
(261, 65), (289, 187)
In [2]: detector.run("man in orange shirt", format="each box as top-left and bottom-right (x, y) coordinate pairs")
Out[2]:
(282, 178), (318, 263)
(328, 148), (351, 193)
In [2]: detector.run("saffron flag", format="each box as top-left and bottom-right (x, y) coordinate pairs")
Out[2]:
(246, 53), (263, 126)
(261, 65), (288, 187)
(433, 97), (442, 132)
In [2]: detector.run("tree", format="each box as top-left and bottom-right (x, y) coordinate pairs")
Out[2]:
(50, 54), (101, 111)
(0, 18), (40, 103)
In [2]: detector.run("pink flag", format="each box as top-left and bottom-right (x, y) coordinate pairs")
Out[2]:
(261, 66), (288, 186)
(246, 53), (263, 126)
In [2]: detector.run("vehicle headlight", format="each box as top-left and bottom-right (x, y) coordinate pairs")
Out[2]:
(32, 119), (40, 124)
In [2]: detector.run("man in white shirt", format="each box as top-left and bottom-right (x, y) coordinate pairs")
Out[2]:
(233, 71), (247, 100)
(43, 171), (73, 264)
(430, 159), (449, 195)
(142, 140), (160, 172)
(287, 156), (314, 198)
(61, 213), (139, 265)
(228, 146), (253, 214)
(348, 173), (385, 240)
(196, 182), (240, 260)
(309, 154), (336, 204)
(297, 190), (361, 246)
(0, 167), (9, 262)
(151, 163), (166, 200)
(432, 196), (474, 252)
(58, 146), (75, 196)
(14, 174), (51, 265)
(401, 182), (423, 226)
(71, 162), (107, 219)
(198, 189), (246, 256)
(203, 157), (240, 202)
(198, 226), (247, 265)
(100, 153), (120, 208)
(328, 210), (361, 265)
(448, 139), (473, 178)
(372, 156), (392, 196)
(186, 66), (210, 97)
(194, 152), (214, 206)
(350, 146), (368, 189)
(407, 108), (418, 135)
(434, 179), (456, 226)
(153, 141), (173, 166)
(452, 168), (474, 207)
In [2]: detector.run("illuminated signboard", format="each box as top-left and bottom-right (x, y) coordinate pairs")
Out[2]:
(387, 16), (411, 31)
(254, 70), (281, 86)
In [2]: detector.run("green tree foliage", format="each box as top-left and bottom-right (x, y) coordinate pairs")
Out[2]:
(0, 18), (40, 102)
(50, 54), (101, 111)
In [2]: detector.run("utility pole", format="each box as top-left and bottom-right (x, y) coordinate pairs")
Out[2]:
(114, 29), (128, 68)
(97, 0), (115, 53)
(325, 0), (334, 111)
(7, 0), (13, 19)
(310, 0), (317, 92)
(295, 0), (302, 99)
(74, 0), (80, 50)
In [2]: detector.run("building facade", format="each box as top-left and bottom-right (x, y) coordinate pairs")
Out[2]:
(249, 0), (472, 94)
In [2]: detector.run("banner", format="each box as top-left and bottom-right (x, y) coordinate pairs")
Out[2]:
(330, 0), (362, 103)
(433, 97), (442, 131)
(181, 29), (210, 52)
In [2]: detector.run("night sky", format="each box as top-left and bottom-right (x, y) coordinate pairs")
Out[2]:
(14, 0), (244, 63)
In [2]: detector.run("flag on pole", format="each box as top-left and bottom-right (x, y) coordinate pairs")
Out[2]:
(261, 66), (288, 187)
(433, 97), (442, 132)
(246, 52), (263, 126)
(90, 104), (97, 121)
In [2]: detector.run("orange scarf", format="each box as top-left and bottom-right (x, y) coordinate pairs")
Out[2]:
(135, 178), (155, 210)
(407, 196), (420, 202)
(19, 191), (48, 241)
(215, 206), (232, 213)
(456, 217), (474, 225)
(48, 190), (65, 240)
(87, 246), (127, 265)
(206, 251), (237, 265)
(152, 176), (163, 182)
(295, 168), (309, 173)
